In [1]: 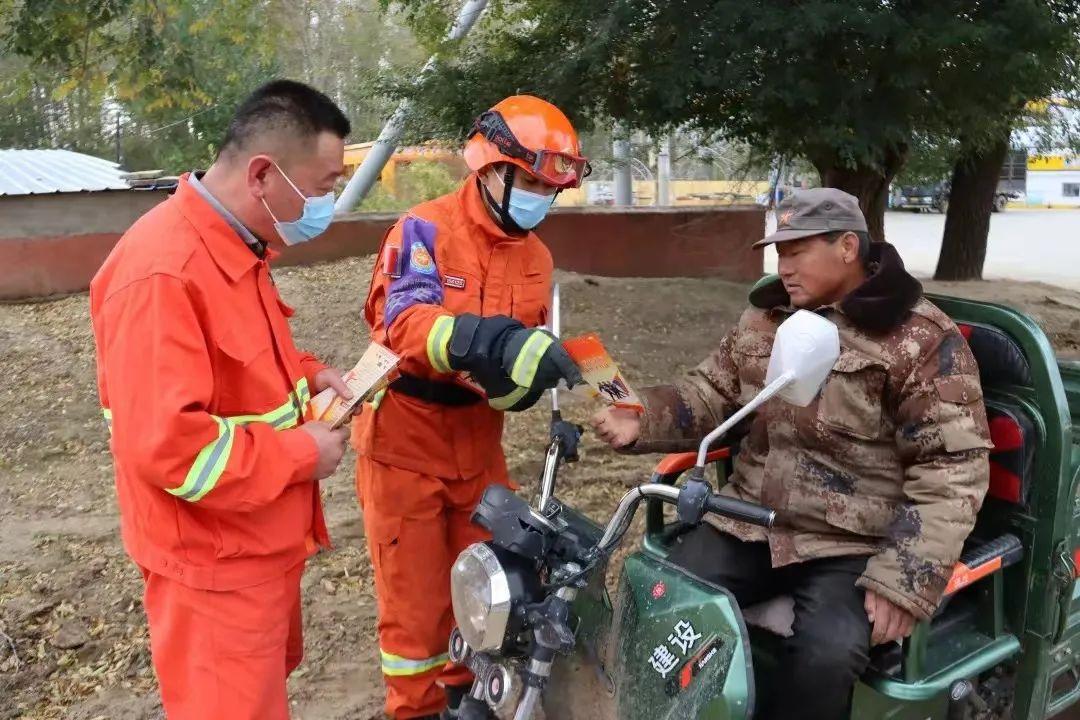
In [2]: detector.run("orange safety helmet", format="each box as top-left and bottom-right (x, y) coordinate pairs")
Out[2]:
(464, 95), (590, 189)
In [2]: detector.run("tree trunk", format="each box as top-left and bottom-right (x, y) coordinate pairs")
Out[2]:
(934, 133), (1011, 281)
(815, 144), (907, 243)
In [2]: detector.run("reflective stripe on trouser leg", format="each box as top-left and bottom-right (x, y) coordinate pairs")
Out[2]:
(357, 456), (463, 718)
(380, 649), (450, 677)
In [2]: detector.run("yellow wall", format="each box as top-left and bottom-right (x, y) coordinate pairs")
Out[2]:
(1028, 154), (1080, 171)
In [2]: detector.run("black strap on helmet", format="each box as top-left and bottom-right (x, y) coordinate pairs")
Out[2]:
(477, 164), (526, 235)
(469, 111), (539, 168)
(469, 108), (592, 187)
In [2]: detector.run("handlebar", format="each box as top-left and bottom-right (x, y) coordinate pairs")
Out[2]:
(537, 415), (584, 512)
(705, 494), (776, 528)
(598, 484), (775, 552)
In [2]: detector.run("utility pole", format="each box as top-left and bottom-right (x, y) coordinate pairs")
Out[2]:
(656, 134), (672, 206)
(115, 113), (121, 166)
(768, 156), (786, 209)
(334, 0), (490, 214)
(613, 124), (633, 206)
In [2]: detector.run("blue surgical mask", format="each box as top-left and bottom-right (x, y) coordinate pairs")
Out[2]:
(261, 162), (336, 245)
(491, 171), (556, 230)
(507, 186), (556, 230)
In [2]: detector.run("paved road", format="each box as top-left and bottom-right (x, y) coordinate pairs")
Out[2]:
(763, 209), (1080, 290)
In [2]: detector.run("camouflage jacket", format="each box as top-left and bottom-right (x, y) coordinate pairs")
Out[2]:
(633, 243), (991, 619)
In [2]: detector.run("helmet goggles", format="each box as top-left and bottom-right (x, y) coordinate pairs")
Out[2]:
(469, 110), (592, 189)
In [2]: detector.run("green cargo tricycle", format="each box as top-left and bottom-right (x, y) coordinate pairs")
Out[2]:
(445, 292), (1080, 720)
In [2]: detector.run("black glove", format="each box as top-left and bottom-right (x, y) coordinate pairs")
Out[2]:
(443, 315), (583, 409)
(468, 366), (547, 412)
(550, 415), (583, 462)
(445, 314), (523, 376)
(501, 326), (584, 393)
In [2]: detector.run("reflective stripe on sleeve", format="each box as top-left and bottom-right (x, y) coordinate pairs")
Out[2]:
(488, 384), (530, 411)
(426, 315), (454, 374)
(167, 416), (236, 502)
(166, 377), (309, 503)
(509, 331), (553, 388)
(230, 378), (310, 430)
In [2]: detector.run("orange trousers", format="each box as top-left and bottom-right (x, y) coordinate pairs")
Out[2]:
(356, 456), (508, 719)
(140, 560), (305, 720)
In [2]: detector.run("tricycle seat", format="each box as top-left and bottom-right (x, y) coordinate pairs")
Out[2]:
(957, 321), (1037, 507)
(740, 533), (1023, 637)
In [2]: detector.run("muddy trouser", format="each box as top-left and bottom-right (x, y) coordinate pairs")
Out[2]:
(356, 455), (510, 719)
(668, 525), (871, 720)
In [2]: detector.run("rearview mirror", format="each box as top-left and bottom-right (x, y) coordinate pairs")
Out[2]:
(765, 310), (841, 406)
(695, 310), (839, 467)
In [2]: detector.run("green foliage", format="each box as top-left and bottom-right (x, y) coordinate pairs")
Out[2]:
(0, 0), (280, 169)
(358, 159), (462, 212)
(4, 0), (1076, 201)
(0, 0), (424, 172)
(0, 54), (60, 150)
(389, 0), (1080, 179)
(894, 136), (959, 188)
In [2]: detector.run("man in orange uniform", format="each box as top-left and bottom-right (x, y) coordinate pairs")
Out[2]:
(353, 95), (589, 719)
(91, 81), (355, 720)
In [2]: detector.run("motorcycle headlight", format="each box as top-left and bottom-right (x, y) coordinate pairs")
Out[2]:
(451, 543), (512, 652)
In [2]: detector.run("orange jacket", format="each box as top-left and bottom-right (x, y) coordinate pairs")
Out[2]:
(353, 176), (552, 479)
(91, 175), (328, 591)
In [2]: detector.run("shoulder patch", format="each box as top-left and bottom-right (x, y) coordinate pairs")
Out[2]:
(409, 240), (436, 275)
(383, 215), (444, 328)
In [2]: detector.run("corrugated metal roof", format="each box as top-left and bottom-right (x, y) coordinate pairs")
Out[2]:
(0, 149), (131, 196)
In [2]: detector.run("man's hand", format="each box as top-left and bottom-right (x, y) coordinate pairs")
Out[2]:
(864, 589), (916, 646)
(591, 406), (642, 449)
(300, 421), (350, 480)
(313, 368), (354, 400)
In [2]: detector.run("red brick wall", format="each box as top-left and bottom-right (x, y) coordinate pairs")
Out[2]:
(0, 233), (125, 301)
(0, 201), (764, 300)
(278, 206), (764, 281)
(538, 206), (763, 281)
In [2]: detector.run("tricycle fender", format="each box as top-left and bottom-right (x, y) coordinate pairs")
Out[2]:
(546, 551), (754, 720)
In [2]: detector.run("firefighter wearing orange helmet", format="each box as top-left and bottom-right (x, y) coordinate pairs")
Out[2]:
(352, 96), (589, 719)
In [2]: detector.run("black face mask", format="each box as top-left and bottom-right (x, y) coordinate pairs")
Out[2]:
(478, 165), (527, 235)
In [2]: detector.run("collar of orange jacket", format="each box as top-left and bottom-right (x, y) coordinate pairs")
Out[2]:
(459, 172), (537, 244)
(175, 173), (266, 282)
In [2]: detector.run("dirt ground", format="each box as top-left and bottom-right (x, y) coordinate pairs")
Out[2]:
(3, 256), (1080, 720)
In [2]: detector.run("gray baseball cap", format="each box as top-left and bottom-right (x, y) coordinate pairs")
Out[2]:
(754, 188), (868, 248)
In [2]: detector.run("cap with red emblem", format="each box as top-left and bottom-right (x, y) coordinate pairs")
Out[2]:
(754, 188), (868, 248)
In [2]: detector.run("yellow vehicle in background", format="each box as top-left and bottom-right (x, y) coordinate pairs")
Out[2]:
(342, 141), (467, 195)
